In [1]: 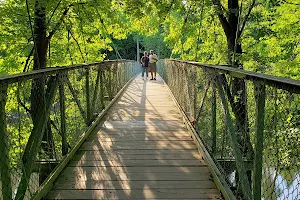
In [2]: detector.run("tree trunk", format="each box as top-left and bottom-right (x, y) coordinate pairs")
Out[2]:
(31, 0), (57, 179)
(213, 0), (254, 197)
(30, 0), (56, 186)
(214, 0), (254, 158)
(31, 0), (47, 124)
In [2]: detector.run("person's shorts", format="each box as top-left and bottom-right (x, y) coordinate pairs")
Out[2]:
(150, 63), (156, 72)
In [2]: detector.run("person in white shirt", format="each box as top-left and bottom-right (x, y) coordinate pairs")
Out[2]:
(149, 50), (158, 80)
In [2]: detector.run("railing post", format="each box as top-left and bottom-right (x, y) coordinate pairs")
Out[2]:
(59, 74), (68, 156)
(91, 67), (101, 114)
(253, 81), (266, 200)
(86, 68), (91, 124)
(100, 69), (105, 110)
(0, 82), (12, 200)
(108, 67), (112, 100)
(211, 86), (217, 155)
(193, 68), (197, 122)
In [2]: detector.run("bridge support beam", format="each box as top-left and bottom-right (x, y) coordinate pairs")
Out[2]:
(253, 82), (266, 200)
(91, 68), (101, 115)
(211, 86), (217, 155)
(59, 74), (68, 156)
(86, 68), (91, 124)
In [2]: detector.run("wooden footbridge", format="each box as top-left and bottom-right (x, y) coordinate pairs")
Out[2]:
(46, 75), (221, 199)
(0, 60), (299, 200)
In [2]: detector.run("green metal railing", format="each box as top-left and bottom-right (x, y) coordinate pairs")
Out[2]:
(158, 59), (300, 200)
(0, 60), (138, 200)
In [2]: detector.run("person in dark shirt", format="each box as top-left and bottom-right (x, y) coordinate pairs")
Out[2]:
(140, 51), (149, 80)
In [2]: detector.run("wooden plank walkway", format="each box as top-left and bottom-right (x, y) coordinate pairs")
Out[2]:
(46, 75), (223, 199)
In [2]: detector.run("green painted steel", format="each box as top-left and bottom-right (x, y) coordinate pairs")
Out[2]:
(215, 75), (253, 200)
(65, 76), (88, 125)
(32, 71), (139, 200)
(158, 59), (300, 200)
(1, 58), (299, 200)
(0, 60), (138, 200)
(91, 68), (101, 113)
(164, 76), (237, 200)
(253, 82), (266, 200)
(59, 75), (68, 156)
(85, 68), (91, 124)
(15, 76), (59, 200)
(0, 84), (12, 200)
(211, 87), (217, 156)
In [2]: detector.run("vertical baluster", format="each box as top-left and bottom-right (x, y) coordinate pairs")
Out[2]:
(253, 81), (266, 200)
(59, 74), (68, 156)
(86, 68), (91, 124)
(211, 86), (217, 155)
(108, 67), (112, 100)
(193, 67), (197, 122)
(0, 82), (12, 200)
(100, 69), (104, 110)
(92, 68), (101, 114)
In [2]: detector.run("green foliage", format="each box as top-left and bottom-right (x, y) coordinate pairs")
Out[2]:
(0, 0), (299, 77)
(241, 2), (300, 78)
(0, 0), (299, 199)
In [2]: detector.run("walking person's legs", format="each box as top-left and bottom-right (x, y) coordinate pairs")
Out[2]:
(142, 67), (146, 78)
(150, 63), (154, 80)
(153, 63), (157, 80)
(146, 67), (149, 78)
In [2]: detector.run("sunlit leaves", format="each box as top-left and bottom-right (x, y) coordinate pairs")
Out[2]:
(241, 1), (300, 79)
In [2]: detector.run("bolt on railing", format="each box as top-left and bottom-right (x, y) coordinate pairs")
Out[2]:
(158, 59), (300, 200)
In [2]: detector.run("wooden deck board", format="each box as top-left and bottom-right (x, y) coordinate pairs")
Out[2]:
(86, 136), (193, 141)
(94, 130), (191, 137)
(60, 166), (211, 173)
(73, 152), (202, 161)
(46, 188), (221, 199)
(82, 140), (197, 147)
(46, 75), (222, 199)
(53, 180), (216, 190)
(56, 172), (212, 181)
(68, 159), (205, 167)
(76, 149), (201, 155)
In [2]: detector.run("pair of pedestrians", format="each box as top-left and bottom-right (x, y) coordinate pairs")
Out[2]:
(140, 50), (158, 80)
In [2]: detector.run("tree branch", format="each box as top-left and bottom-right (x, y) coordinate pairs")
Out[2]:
(48, 0), (63, 26)
(50, 120), (72, 149)
(17, 94), (31, 115)
(47, 2), (86, 40)
(23, 48), (34, 72)
(237, 0), (256, 39)
(162, 0), (175, 21)
(93, 6), (123, 59)
(282, 0), (300, 5)
(211, 0), (232, 37)
(68, 28), (86, 62)
(212, 0), (226, 12)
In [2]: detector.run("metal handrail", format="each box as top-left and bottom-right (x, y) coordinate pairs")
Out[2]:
(0, 60), (132, 84)
(158, 59), (300, 200)
(167, 59), (300, 92)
